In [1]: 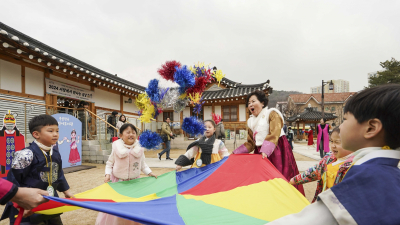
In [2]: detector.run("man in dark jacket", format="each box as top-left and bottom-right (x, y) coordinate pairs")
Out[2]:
(107, 111), (118, 142)
(286, 126), (294, 150)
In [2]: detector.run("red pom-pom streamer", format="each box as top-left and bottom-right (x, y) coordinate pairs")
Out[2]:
(212, 113), (222, 125)
(186, 74), (214, 96)
(157, 61), (181, 81)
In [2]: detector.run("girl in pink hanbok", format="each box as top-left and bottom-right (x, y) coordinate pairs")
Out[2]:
(96, 123), (157, 225)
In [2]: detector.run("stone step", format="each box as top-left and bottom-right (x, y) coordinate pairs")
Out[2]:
(82, 140), (100, 146)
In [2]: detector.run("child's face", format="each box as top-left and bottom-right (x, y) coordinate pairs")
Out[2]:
(340, 112), (364, 151)
(119, 127), (137, 145)
(204, 122), (216, 138)
(330, 131), (353, 158)
(71, 132), (76, 139)
(33, 125), (59, 147)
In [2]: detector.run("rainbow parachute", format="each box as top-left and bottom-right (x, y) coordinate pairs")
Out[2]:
(33, 155), (309, 224)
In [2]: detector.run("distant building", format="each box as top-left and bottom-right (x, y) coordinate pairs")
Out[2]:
(310, 79), (349, 94)
(287, 92), (356, 127)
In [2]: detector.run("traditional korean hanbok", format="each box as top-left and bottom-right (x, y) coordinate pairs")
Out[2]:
(233, 107), (305, 195)
(96, 139), (152, 225)
(269, 147), (400, 225)
(68, 140), (81, 164)
(175, 135), (229, 168)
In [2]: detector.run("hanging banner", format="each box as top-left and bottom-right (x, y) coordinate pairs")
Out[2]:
(52, 114), (82, 168)
(45, 78), (94, 102)
(0, 110), (25, 179)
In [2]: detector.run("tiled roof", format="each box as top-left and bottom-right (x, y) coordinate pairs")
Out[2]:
(0, 22), (146, 92)
(286, 107), (337, 122)
(203, 81), (272, 100)
(289, 92), (357, 104)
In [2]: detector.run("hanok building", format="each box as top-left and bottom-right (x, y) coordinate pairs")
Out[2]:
(0, 22), (273, 160)
(285, 92), (356, 140)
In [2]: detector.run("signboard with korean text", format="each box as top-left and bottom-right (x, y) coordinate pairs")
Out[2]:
(52, 114), (82, 168)
(46, 78), (94, 102)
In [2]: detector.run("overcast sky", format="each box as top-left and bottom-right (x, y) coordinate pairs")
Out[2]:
(1, 0), (399, 93)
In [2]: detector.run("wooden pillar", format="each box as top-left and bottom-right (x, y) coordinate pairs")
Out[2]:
(180, 111), (183, 135)
(297, 122), (300, 140)
(303, 121), (306, 139)
(21, 66), (25, 94)
(120, 94), (124, 114)
(44, 72), (51, 111)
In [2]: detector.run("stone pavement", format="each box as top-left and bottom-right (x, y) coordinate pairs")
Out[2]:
(145, 142), (319, 172)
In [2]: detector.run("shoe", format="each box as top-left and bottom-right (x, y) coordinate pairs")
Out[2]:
(166, 158), (173, 160)
(157, 153), (161, 160)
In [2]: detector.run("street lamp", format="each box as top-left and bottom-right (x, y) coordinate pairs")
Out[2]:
(321, 80), (334, 118)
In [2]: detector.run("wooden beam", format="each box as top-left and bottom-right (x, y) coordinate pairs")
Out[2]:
(120, 94), (123, 114)
(21, 66), (25, 94)
(0, 89), (44, 100)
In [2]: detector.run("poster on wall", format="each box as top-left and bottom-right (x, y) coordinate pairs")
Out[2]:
(230, 131), (235, 140)
(46, 78), (95, 103)
(225, 129), (230, 140)
(239, 130), (246, 140)
(0, 110), (25, 179)
(52, 114), (82, 168)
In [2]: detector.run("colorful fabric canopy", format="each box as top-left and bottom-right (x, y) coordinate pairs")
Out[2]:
(33, 155), (309, 224)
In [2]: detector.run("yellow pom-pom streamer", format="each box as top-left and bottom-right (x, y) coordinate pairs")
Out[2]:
(135, 93), (151, 110)
(179, 93), (187, 100)
(188, 93), (202, 105)
(139, 104), (156, 123)
(213, 69), (225, 87)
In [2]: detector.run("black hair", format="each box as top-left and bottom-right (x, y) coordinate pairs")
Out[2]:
(112, 111), (118, 116)
(246, 90), (269, 108)
(119, 123), (137, 134)
(119, 114), (126, 122)
(71, 129), (76, 134)
(344, 84), (400, 149)
(29, 114), (58, 134)
(64, 101), (70, 107)
(82, 102), (89, 106)
(288, 126), (292, 130)
(165, 117), (170, 121)
(331, 126), (340, 135)
(321, 118), (327, 123)
(204, 120), (216, 128)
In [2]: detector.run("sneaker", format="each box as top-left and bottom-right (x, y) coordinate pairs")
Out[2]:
(157, 153), (161, 160)
(166, 158), (173, 160)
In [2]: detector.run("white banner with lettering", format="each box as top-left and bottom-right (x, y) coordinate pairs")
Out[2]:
(45, 78), (94, 102)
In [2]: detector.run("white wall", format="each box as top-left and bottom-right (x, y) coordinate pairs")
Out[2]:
(0, 59), (21, 92)
(123, 96), (139, 114)
(25, 68), (44, 96)
(95, 88), (120, 110)
(49, 74), (90, 90)
(204, 106), (212, 120)
(239, 104), (246, 121)
(173, 112), (180, 122)
(183, 107), (190, 118)
(214, 105), (221, 115)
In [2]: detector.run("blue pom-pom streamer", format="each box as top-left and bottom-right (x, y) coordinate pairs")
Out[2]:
(145, 79), (160, 103)
(174, 65), (195, 94)
(182, 116), (206, 136)
(139, 130), (163, 150)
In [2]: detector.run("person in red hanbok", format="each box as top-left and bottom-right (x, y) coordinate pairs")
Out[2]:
(233, 91), (305, 195)
(0, 111), (25, 178)
(303, 127), (315, 149)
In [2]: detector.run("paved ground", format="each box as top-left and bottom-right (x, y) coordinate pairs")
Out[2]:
(145, 143), (319, 172)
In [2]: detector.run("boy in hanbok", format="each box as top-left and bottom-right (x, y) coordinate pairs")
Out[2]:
(270, 84), (400, 225)
(1, 115), (73, 225)
(289, 127), (354, 203)
(175, 120), (229, 170)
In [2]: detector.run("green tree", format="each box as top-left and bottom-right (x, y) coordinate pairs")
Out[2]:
(368, 58), (400, 87)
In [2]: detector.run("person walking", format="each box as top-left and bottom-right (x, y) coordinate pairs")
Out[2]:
(286, 127), (294, 150)
(215, 119), (225, 142)
(317, 118), (330, 158)
(158, 118), (173, 160)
